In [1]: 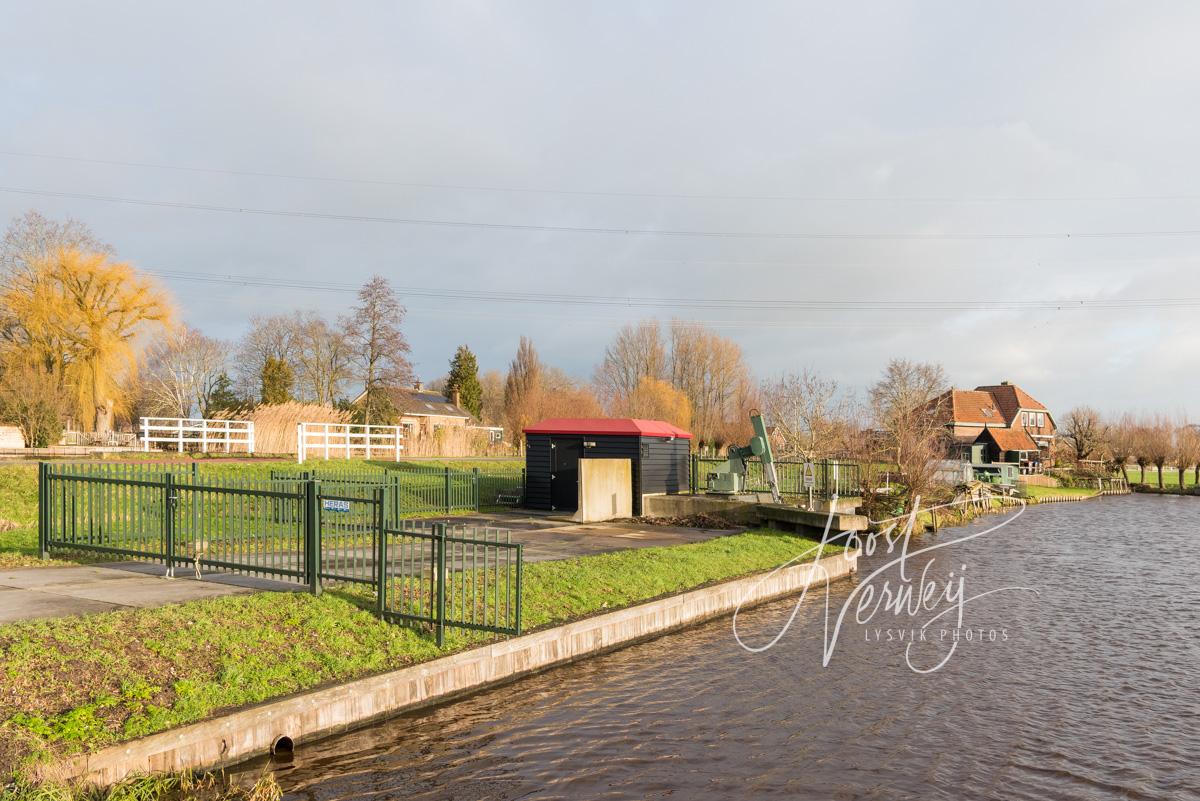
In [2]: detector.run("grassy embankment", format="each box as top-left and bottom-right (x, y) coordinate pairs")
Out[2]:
(0, 459), (524, 569)
(0, 527), (828, 782)
(1019, 485), (1102, 500)
(1123, 466), (1199, 490)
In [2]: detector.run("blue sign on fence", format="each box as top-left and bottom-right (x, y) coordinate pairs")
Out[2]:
(322, 499), (352, 513)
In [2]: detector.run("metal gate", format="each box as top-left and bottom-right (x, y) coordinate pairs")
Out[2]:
(39, 463), (523, 641)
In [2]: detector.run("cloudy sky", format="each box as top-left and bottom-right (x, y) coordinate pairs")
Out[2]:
(3, 1), (1199, 415)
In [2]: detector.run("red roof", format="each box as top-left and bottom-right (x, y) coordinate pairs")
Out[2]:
(523, 418), (694, 439)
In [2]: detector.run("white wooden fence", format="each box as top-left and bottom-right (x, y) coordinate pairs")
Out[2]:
(297, 422), (403, 463)
(141, 417), (255, 454)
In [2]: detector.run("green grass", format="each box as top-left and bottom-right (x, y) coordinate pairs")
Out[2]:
(1124, 466), (1199, 488)
(0, 459), (525, 568)
(0, 527), (825, 779)
(1020, 485), (1101, 500)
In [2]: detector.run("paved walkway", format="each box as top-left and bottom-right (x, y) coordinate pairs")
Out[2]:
(0, 563), (297, 625)
(0, 515), (739, 625)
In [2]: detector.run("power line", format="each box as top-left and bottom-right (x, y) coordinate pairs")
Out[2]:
(144, 267), (1200, 312)
(6, 185), (1200, 241)
(4, 149), (1200, 203)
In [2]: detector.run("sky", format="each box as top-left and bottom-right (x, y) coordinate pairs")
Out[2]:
(3, 1), (1200, 416)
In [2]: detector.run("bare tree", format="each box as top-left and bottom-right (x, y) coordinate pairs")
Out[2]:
(594, 321), (666, 409)
(1104, 414), (1137, 484)
(761, 369), (849, 460)
(1061, 406), (1106, 463)
(341, 276), (413, 424)
(292, 312), (351, 405)
(869, 359), (950, 510)
(479, 369), (506, 425)
(668, 320), (750, 448)
(141, 325), (230, 418)
(1139, 415), (1173, 490)
(503, 336), (542, 442)
(1, 210), (113, 287)
(235, 314), (300, 400)
(1178, 424), (1200, 489)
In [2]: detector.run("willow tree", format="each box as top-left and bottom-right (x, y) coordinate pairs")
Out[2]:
(2, 248), (171, 432)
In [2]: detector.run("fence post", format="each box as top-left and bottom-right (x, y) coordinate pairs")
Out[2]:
(163, 473), (176, 577)
(514, 542), (523, 635)
(374, 486), (387, 615)
(434, 521), (446, 648)
(38, 462), (49, 560)
(473, 467), (480, 512)
(443, 467), (451, 514)
(305, 479), (322, 596)
(690, 453), (698, 494)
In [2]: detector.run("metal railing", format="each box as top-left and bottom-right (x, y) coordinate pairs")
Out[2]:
(38, 463), (523, 641)
(690, 455), (861, 499)
(141, 417), (255, 454)
(297, 422), (403, 463)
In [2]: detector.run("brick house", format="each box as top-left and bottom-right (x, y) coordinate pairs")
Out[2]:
(352, 381), (473, 437)
(926, 381), (1056, 473)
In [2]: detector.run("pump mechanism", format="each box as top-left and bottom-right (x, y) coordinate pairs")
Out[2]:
(704, 409), (782, 503)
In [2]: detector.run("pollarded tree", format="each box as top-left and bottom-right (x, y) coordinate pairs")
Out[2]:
(1139, 415), (1173, 490)
(445, 345), (483, 419)
(1104, 414), (1137, 485)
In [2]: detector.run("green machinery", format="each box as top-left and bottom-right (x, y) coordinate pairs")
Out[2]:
(705, 410), (783, 503)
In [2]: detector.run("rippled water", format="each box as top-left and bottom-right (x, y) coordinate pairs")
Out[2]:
(246, 496), (1200, 800)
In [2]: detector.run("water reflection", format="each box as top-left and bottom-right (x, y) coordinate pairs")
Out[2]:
(240, 496), (1200, 800)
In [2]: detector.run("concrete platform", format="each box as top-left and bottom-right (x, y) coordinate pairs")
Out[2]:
(0, 563), (299, 625)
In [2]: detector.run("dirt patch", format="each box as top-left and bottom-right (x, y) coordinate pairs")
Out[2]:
(628, 514), (740, 530)
(0, 518), (21, 532)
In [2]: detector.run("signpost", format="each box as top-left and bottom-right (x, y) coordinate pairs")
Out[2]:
(803, 461), (816, 508)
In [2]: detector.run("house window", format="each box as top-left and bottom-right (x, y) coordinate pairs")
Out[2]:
(1036, 412), (1045, 428)
(1020, 412), (1028, 427)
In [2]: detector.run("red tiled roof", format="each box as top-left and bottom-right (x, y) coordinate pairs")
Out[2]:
(979, 427), (1039, 452)
(974, 383), (1048, 424)
(926, 389), (1004, 425)
(524, 418), (693, 439)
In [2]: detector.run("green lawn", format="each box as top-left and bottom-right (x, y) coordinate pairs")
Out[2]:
(1123, 466), (1199, 488)
(0, 459), (525, 568)
(0, 527), (826, 780)
(1020, 485), (1101, 500)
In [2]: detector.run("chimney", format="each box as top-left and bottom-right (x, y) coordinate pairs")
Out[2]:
(1000, 380), (1010, 386)
(413, 379), (423, 391)
(452, 389), (461, 408)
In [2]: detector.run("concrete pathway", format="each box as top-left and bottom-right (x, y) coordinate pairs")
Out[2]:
(0, 563), (298, 625)
(0, 516), (738, 625)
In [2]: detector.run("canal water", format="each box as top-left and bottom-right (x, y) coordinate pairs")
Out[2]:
(248, 496), (1200, 800)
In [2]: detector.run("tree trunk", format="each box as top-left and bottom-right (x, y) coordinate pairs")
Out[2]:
(1157, 461), (1165, 490)
(1119, 463), (1130, 486)
(91, 358), (112, 433)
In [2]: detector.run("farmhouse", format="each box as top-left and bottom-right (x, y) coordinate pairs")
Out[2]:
(926, 381), (1056, 473)
(352, 381), (473, 437)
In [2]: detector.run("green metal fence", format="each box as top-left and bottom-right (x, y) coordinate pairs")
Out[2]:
(690, 455), (861, 498)
(270, 464), (525, 515)
(381, 519), (522, 645)
(39, 462), (523, 641)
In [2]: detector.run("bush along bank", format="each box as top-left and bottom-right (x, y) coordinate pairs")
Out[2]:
(0, 528), (827, 785)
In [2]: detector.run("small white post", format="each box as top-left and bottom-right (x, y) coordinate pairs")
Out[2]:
(177, 419), (184, 453)
(394, 426), (401, 461)
(142, 417), (149, 452)
(365, 425), (372, 460)
(247, 421), (255, 455)
(297, 423), (304, 464)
